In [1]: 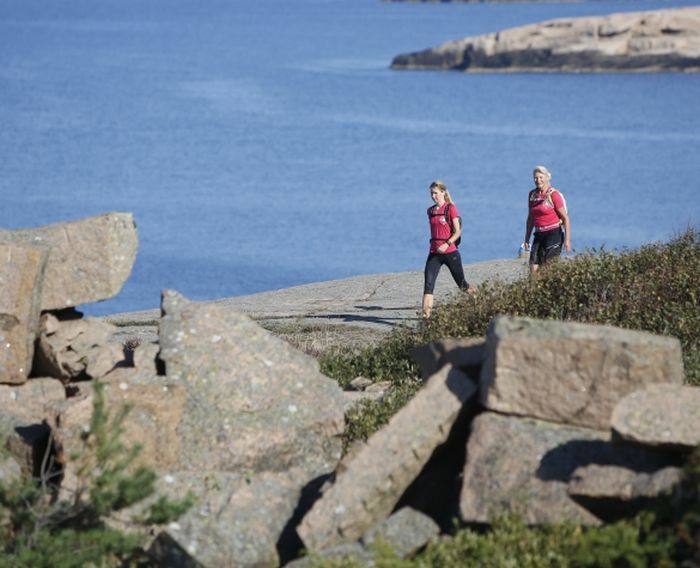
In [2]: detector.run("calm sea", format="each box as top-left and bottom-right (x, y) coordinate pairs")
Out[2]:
(1, 0), (699, 315)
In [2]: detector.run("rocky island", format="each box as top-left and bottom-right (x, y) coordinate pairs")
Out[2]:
(391, 6), (700, 72)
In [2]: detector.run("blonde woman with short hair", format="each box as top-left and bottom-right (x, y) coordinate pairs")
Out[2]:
(523, 165), (571, 275)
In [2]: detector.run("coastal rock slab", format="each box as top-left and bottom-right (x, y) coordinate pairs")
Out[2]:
(460, 412), (676, 526)
(391, 7), (700, 73)
(0, 244), (47, 384)
(568, 464), (681, 521)
(611, 384), (700, 451)
(159, 290), (346, 477)
(479, 316), (684, 430)
(298, 365), (476, 552)
(0, 212), (138, 310)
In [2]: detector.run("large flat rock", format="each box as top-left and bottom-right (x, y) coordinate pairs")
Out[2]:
(158, 290), (346, 478)
(611, 384), (700, 451)
(391, 7), (700, 72)
(148, 469), (308, 568)
(479, 316), (684, 430)
(460, 412), (676, 526)
(0, 213), (138, 310)
(567, 464), (682, 521)
(298, 364), (476, 551)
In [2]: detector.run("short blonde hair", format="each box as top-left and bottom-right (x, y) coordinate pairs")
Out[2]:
(430, 180), (453, 204)
(533, 165), (552, 181)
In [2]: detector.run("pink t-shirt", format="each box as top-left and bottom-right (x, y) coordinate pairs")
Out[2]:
(428, 203), (459, 254)
(529, 188), (564, 233)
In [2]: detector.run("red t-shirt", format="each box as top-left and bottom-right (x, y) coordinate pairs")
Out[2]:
(529, 188), (565, 233)
(428, 203), (459, 254)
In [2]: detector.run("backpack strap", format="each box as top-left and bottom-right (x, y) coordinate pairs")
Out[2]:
(546, 188), (567, 213)
(444, 203), (462, 246)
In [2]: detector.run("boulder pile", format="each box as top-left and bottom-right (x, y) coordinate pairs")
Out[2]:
(293, 316), (696, 564)
(1, 213), (698, 567)
(391, 7), (700, 73)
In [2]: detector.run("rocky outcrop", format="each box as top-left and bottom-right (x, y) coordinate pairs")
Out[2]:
(0, 214), (350, 566)
(158, 289), (346, 477)
(291, 315), (694, 562)
(391, 7), (700, 72)
(0, 212), (137, 310)
(47, 371), (188, 499)
(0, 213), (697, 566)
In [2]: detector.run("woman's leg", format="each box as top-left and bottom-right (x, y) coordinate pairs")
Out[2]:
(529, 234), (542, 276)
(444, 252), (470, 290)
(422, 253), (442, 318)
(421, 293), (434, 319)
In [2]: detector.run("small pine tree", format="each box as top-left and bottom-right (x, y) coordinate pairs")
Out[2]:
(0, 380), (193, 567)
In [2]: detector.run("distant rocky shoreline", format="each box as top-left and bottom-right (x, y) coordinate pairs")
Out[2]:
(391, 7), (700, 72)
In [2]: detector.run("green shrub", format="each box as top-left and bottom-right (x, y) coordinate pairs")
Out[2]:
(417, 511), (676, 567)
(660, 445), (700, 564)
(0, 381), (193, 567)
(320, 326), (420, 389)
(341, 377), (422, 452)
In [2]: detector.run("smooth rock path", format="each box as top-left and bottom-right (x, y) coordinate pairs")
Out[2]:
(105, 258), (529, 343)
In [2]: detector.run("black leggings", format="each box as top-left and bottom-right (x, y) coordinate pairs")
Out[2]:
(423, 251), (470, 294)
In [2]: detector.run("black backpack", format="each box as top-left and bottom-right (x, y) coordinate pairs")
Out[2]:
(445, 203), (462, 247)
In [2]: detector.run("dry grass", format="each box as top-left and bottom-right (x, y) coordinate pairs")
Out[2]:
(259, 318), (388, 358)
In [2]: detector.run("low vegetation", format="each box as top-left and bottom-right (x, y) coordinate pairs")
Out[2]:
(314, 228), (700, 568)
(261, 319), (389, 360)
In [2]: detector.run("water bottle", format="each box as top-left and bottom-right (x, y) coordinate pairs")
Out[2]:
(518, 242), (530, 259)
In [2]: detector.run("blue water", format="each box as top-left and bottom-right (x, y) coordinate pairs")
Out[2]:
(1, 0), (699, 316)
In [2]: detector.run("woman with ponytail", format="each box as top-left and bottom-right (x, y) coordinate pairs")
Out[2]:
(422, 180), (472, 319)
